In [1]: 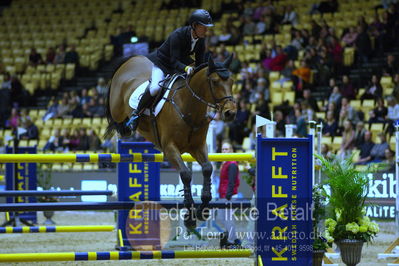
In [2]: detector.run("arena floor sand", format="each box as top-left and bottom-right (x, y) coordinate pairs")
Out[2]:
(0, 211), (396, 265)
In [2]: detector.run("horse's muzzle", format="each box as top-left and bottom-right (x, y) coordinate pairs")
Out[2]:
(223, 110), (236, 122)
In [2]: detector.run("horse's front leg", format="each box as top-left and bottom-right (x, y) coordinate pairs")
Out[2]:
(190, 147), (213, 221)
(163, 144), (196, 229)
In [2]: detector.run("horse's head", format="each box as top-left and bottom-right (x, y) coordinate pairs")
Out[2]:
(206, 54), (237, 122)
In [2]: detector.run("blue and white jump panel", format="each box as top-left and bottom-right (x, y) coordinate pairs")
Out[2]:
(117, 141), (161, 250)
(256, 135), (313, 266)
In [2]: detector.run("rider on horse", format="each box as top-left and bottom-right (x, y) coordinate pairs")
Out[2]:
(126, 9), (214, 131)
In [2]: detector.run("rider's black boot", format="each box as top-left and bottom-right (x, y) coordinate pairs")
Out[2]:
(126, 87), (154, 131)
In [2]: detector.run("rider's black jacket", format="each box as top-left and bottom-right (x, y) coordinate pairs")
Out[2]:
(147, 26), (206, 74)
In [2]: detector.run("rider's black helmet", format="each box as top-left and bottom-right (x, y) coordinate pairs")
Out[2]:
(189, 9), (214, 27)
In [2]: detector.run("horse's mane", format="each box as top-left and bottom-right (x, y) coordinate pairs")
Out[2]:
(193, 61), (231, 80)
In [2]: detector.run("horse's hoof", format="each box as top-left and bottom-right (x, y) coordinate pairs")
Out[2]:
(196, 207), (211, 221)
(184, 213), (197, 230)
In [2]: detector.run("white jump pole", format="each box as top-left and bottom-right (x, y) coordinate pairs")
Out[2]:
(316, 123), (323, 185)
(395, 125), (399, 236)
(308, 121), (316, 187)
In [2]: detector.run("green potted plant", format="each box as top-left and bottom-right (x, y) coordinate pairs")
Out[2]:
(37, 163), (58, 224)
(312, 185), (329, 266)
(317, 155), (380, 266)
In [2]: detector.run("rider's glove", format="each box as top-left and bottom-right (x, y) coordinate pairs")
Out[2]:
(185, 66), (194, 75)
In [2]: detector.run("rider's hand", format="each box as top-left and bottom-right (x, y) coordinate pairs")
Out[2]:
(185, 66), (194, 75)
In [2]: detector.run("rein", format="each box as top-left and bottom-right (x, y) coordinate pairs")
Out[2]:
(163, 68), (234, 133)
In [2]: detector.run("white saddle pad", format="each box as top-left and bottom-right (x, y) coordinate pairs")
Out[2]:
(128, 81), (170, 116)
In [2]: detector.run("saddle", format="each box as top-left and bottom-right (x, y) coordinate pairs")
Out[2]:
(150, 73), (186, 111)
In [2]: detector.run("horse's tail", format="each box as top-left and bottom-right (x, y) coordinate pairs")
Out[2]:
(103, 80), (117, 140)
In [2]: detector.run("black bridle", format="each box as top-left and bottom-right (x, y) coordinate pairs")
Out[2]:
(185, 70), (236, 112)
(164, 68), (235, 132)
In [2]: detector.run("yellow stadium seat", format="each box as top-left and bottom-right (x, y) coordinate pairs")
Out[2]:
(269, 72), (280, 83)
(381, 76), (393, 89)
(332, 136), (342, 151)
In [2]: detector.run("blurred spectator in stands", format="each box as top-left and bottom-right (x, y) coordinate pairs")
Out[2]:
(361, 75), (383, 101)
(88, 129), (102, 151)
(19, 109), (30, 126)
(373, 97), (388, 122)
(368, 109), (382, 125)
(302, 89), (319, 112)
(300, 100), (314, 122)
(229, 53), (242, 74)
(274, 110), (286, 137)
(295, 107), (308, 137)
(225, 18), (241, 45)
(229, 100), (250, 145)
(281, 5), (298, 26)
(206, 28), (219, 47)
(82, 103), (93, 118)
(329, 36), (343, 74)
(218, 28), (233, 45)
(323, 110), (338, 137)
(110, 26), (124, 56)
(321, 143), (334, 160)
(276, 60), (295, 86)
(43, 98), (58, 121)
(59, 129), (71, 152)
(254, 92), (271, 119)
(382, 148), (395, 172)
(355, 24), (372, 65)
(20, 118), (38, 140)
(338, 97), (358, 130)
(6, 107), (19, 130)
(392, 73), (399, 101)
(339, 120), (355, 159)
(326, 101), (340, 121)
(96, 77), (108, 97)
(286, 102), (301, 124)
(269, 46), (288, 71)
(68, 129), (80, 151)
(354, 121), (367, 148)
(341, 27), (358, 47)
(340, 75), (357, 100)
(369, 13), (385, 56)
(382, 54), (398, 76)
(355, 130), (375, 165)
(310, 0), (338, 14)
(92, 98), (106, 117)
(43, 129), (63, 152)
(57, 98), (69, 118)
(328, 86), (342, 107)
(64, 45), (80, 66)
(310, 20), (322, 39)
(1, 72), (11, 90)
(370, 132), (389, 162)
(29, 48), (43, 66)
(0, 83), (11, 127)
(261, 48), (273, 70)
(68, 97), (84, 118)
(54, 45), (66, 65)
(11, 75), (29, 107)
(242, 16), (256, 36)
(45, 47), (56, 64)
(291, 30), (304, 50)
(292, 60), (311, 93)
(386, 96), (399, 135)
(255, 15), (267, 34)
(77, 128), (89, 151)
(80, 89), (91, 105)
(215, 44), (230, 62)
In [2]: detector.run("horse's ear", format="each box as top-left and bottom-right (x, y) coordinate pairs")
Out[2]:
(208, 54), (216, 73)
(223, 53), (234, 68)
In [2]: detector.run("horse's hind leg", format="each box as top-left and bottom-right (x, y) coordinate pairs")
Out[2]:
(163, 144), (196, 229)
(190, 148), (213, 221)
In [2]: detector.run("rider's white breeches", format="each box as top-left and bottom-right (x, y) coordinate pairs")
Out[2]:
(149, 66), (165, 96)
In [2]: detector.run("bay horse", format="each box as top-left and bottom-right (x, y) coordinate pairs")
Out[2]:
(104, 54), (237, 228)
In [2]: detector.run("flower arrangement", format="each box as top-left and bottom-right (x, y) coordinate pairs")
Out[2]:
(317, 154), (380, 244)
(312, 185), (329, 251)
